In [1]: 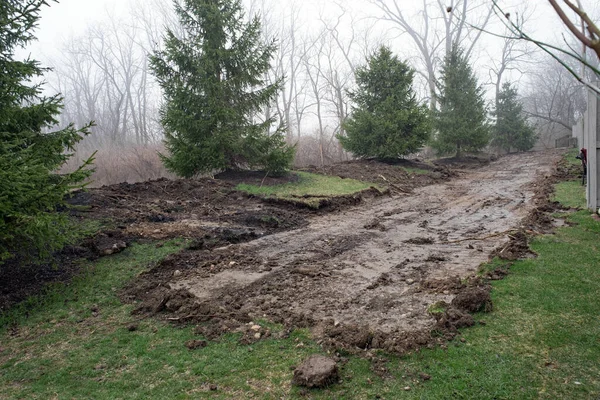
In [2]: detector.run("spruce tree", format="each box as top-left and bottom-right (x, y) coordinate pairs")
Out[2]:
(432, 46), (489, 157)
(0, 0), (93, 264)
(493, 82), (536, 153)
(340, 46), (430, 159)
(150, 0), (294, 177)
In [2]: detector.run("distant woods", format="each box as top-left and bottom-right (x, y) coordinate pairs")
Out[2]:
(46, 0), (598, 184)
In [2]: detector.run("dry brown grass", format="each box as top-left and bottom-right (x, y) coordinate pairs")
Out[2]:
(62, 144), (174, 187)
(62, 135), (352, 187)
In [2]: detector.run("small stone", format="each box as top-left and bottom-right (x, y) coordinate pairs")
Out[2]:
(406, 279), (415, 285)
(254, 332), (261, 340)
(404, 386), (411, 391)
(229, 261), (236, 266)
(443, 290), (449, 295)
(250, 325), (261, 332)
(153, 229), (161, 234)
(574, 381), (582, 385)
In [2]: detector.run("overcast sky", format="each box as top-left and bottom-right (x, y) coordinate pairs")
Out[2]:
(20, 0), (599, 100)
(27, 0), (572, 59)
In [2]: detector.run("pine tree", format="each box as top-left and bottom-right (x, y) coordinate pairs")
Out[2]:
(150, 0), (294, 177)
(0, 0), (94, 264)
(340, 46), (430, 159)
(493, 82), (536, 153)
(432, 46), (489, 157)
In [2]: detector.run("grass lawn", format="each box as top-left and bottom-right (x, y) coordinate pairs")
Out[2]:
(236, 171), (379, 208)
(1, 156), (599, 399)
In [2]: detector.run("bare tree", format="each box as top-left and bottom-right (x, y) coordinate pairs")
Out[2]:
(367, 0), (493, 108)
(489, 0), (600, 95)
(484, 5), (535, 106)
(522, 55), (586, 148)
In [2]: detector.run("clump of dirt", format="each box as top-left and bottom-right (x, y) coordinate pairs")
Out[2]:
(486, 265), (510, 281)
(451, 286), (493, 313)
(321, 323), (373, 349)
(433, 306), (475, 332)
(81, 230), (129, 257)
(421, 276), (465, 293)
(405, 237), (435, 245)
(292, 355), (339, 388)
(494, 230), (536, 261)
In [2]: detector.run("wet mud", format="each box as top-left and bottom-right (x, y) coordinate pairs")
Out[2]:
(122, 150), (567, 353)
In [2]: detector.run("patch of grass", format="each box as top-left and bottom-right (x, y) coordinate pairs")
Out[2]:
(236, 171), (378, 208)
(403, 166), (430, 175)
(564, 147), (581, 168)
(553, 180), (586, 209)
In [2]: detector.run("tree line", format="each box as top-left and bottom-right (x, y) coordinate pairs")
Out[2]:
(48, 0), (591, 170)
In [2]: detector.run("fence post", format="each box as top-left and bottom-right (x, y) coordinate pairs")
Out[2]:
(585, 90), (600, 211)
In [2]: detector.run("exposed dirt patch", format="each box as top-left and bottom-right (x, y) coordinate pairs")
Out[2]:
(67, 177), (310, 244)
(451, 286), (493, 313)
(121, 150), (566, 353)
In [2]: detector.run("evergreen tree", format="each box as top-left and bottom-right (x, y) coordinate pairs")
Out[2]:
(340, 46), (430, 159)
(150, 0), (294, 177)
(493, 82), (536, 152)
(432, 46), (489, 157)
(0, 0), (93, 264)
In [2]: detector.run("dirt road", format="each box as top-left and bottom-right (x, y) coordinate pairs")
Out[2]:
(148, 150), (563, 350)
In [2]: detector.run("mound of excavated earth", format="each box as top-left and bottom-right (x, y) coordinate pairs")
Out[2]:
(123, 150), (565, 353)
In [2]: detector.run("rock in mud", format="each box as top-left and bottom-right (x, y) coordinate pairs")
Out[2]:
(292, 355), (339, 388)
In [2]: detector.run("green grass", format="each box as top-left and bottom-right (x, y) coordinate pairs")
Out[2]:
(236, 171), (378, 208)
(553, 180), (587, 209)
(403, 166), (430, 175)
(2, 157), (599, 399)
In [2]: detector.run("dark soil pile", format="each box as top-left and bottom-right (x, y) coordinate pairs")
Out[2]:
(67, 177), (309, 243)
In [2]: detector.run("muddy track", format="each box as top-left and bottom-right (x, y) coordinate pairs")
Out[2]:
(129, 150), (565, 351)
